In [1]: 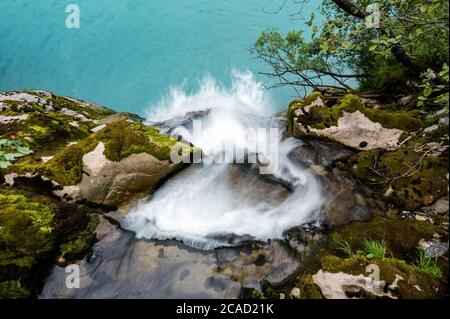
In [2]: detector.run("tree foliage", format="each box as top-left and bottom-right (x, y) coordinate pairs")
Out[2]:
(252, 0), (449, 97)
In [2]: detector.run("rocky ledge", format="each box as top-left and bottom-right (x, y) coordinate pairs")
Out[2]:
(0, 89), (448, 299)
(0, 90), (197, 298)
(246, 90), (449, 299)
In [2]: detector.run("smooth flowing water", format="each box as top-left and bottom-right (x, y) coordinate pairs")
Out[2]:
(124, 72), (324, 249)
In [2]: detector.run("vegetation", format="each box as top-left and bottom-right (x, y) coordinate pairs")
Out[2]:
(252, 0), (449, 98)
(0, 139), (33, 169)
(5, 119), (186, 186)
(363, 238), (387, 259)
(414, 250), (443, 279)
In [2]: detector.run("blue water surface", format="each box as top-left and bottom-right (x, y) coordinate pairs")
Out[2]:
(0, 0), (318, 114)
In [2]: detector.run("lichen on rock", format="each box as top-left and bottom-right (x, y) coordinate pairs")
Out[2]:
(1, 90), (199, 208)
(289, 93), (422, 150)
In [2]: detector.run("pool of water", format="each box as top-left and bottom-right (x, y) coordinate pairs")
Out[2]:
(0, 0), (318, 115)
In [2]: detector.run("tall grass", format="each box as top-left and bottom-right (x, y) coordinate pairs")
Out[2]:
(415, 250), (443, 279)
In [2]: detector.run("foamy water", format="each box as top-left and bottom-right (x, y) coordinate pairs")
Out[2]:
(123, 72), (324, 249)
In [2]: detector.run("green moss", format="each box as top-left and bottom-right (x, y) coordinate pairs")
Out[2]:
(44, 137), (97, 185)
(0, 187), (104, 298)
(295, 275), (323, 299)
(52, 96), (115, 120)
(97, 119), (180, 162)
(0, 192), (54, 271)
(0, 280), (30, 299)
(6, 119), (192, 186)
(0, 193), (53, 234)
(319, 254), (445, 298)
(286, 92), (324, 135)
(296, 94), (422, 132)
(330, 216), (440, 259)
(59, 214), (99, 261)
(349, 148), (448, 210)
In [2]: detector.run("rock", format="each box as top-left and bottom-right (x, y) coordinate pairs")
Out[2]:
(290, 287), (301, 299)
(264, 240), (300, 286)
(417, 238), (431, 250)
(90, 124), (107, 132)
(289, 94), (421, 151)
(400, 95), (413, 106)
(348, 147), (448, 210)
(415, 215), (427, 221)
(312, 269), (393, 299)
(316, 168), (379, 227)
(435, 107), (449, 125)
(424, 197), (449, 215)
(298, 110), (404, 150)
(287, 138), (354, 169)
(0, 187), (101, 298)
(78, 149), (180, 207)
(1, 91), (198, 209)
(423, 124), (440, 133)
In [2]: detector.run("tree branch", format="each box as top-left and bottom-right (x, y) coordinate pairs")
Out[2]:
(330, 0), (426, 74)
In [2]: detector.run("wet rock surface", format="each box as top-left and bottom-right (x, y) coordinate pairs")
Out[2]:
(40, 218), (300, 299)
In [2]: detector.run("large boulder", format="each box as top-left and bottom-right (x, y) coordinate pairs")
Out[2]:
(288, 93), (422, 151)
(0, 90), (198, 208)
(287, 92), (448, 211)
(0, 187), (101, 298)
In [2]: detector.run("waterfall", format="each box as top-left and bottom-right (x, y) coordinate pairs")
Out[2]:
(123, 71), (324, 249)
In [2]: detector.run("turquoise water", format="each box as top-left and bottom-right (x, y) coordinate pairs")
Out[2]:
(0, 0), (318, 114)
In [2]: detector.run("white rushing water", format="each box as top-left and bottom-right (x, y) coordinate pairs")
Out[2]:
(124, 71), (324, 249)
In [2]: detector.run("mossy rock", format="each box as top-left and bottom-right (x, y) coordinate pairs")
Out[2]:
(290, 94), (422, 133)
(0, 187), (101, 298)
(294, 274), (324, 299)
(6, 119), (191, 186)
(51, 96), (115, 120)
(288, 214), (448, 299)
(320, 255), (445, 299)
(0, 280), (30, 299)
(348, 147), (448, 210)
(329, 216), (443, 259)
(286, 92), (324, 135)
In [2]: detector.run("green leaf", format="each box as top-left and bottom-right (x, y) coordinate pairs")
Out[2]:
(0, 161), (12, 169)
(423, 86), (433, 97)
(342, 41), (352, 49)
(3, 153), (23, 161)
(368, 44), (377, 51)
(366, 253), (374, 259)
(16, 146), (33, 155)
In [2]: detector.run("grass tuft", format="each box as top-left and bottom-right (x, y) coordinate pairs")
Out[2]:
(414, 250), (443, 279)
(338, 240), (354, 257)
(363, 238), (387, 260)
